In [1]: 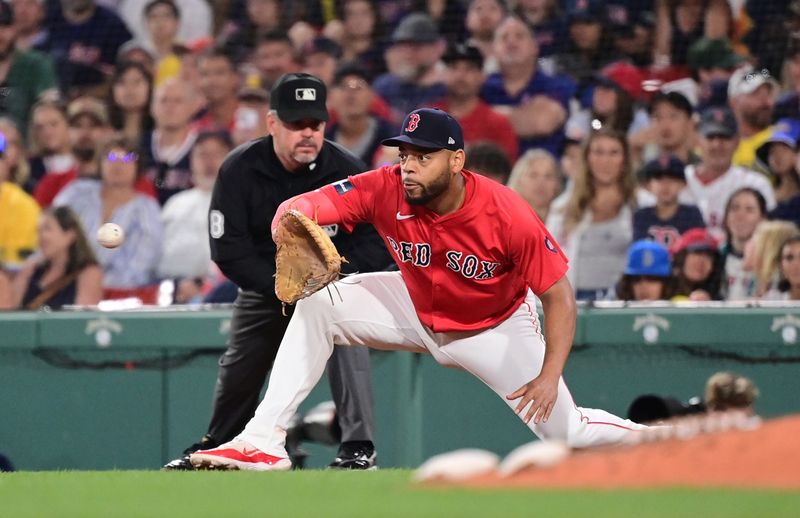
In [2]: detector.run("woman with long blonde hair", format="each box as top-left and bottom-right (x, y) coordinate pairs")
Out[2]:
(507, 148), (564, 222)
(742, 220), (800, 298)
(546, 128), (645, 300)
(777, 234), (800, 300)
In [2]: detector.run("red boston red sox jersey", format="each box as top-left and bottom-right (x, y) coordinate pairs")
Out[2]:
(320, 165), (568, 332)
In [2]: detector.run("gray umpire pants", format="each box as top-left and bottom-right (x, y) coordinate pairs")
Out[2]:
(206, 290), (375, 445)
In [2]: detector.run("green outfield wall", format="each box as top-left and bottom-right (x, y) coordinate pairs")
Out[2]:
(1, 304), (799, 470)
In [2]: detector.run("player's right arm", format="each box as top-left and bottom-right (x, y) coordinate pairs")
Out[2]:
(271, 190), (342, 235)
(271, 166), (394, 237)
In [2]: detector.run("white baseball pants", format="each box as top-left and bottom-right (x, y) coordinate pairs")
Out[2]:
(238, 272), (645, 457)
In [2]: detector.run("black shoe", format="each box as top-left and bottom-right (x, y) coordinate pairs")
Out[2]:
(162, 435), (216, 471)
(328, 441), (377, 470)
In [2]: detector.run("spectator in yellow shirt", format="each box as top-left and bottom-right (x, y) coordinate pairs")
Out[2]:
(728, 66), (779, 175)
(0, 132), (40, 267)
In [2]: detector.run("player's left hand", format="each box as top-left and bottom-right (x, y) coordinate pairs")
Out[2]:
(506, 374), (559, 425)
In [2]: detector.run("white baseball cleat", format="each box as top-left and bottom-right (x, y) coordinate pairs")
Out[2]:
(190, 440), (292, 471)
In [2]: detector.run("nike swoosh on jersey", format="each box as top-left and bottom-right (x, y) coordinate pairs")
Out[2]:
(396, 212), (415, 220)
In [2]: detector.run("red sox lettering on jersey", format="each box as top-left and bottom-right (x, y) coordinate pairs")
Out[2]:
(320, 165), (568, 332)
(647, 225), (681, 248)
(384, 235), (500, 280)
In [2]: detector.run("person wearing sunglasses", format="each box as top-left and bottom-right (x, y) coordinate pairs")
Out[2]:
(53, 136), (164, 298)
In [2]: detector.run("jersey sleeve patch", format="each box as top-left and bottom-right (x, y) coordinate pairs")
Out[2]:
(544, 236), (557, 253)
(332, 179), (354, 195)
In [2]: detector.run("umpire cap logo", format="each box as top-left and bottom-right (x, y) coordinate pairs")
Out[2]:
(295, 88), (317, 101)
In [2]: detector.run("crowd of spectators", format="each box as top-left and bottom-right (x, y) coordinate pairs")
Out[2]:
(1, 0), (800, 310)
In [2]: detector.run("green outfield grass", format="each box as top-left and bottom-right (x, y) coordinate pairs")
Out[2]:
(1, 470), (798, 518)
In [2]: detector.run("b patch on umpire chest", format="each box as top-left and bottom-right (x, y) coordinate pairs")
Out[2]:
(332, 179), (354, 195)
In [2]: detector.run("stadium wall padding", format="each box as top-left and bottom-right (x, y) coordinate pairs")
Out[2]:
(1, 306), (799, 470)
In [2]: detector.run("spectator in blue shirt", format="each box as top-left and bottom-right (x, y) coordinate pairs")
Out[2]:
(372, 12), (446, 127)
(480, 15), (575, 156)
(47, 0), (132, 96)
(633, 154), (705, 249)
(53, 136), (163, 291)
(514, 0), (568, 58)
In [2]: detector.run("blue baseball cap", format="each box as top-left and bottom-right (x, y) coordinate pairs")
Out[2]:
(624, 240), (671, 277)
(756, 118), (800, 165)
(381, 108), (465, 151)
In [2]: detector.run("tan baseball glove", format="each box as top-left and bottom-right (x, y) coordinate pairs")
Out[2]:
(274, 209), (345, 305)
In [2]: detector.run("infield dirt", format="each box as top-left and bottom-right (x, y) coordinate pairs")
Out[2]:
(460, 414), (800, 489)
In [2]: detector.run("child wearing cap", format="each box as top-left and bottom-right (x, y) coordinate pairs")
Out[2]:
(633, 154), (705, 248)
(757, 118), (800, 200)
(614, 240), (673, 301)
(757, 118), (800, 226)
(669, 227), (724, 301)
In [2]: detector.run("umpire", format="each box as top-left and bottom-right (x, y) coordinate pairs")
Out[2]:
(164, 73), (392, 470)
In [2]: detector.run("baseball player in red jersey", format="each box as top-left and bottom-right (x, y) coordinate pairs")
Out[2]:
(191, 108), (647, 471)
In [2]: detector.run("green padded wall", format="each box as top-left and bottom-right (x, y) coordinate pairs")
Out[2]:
(1, 305), (798, 470)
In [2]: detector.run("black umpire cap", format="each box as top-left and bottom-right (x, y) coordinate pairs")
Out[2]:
(270, 73), (329, 123)
(382, 108), (464, 151)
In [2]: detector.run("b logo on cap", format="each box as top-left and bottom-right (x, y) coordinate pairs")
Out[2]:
(295, 88), (317, 101)
(405, 113), (420, 133)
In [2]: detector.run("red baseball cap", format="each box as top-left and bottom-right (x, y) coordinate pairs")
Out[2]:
(670, 228), (719, 256)
(598, 62), (645, 101)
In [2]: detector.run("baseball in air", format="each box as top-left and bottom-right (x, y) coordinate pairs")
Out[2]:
(97, 223), (124, 249)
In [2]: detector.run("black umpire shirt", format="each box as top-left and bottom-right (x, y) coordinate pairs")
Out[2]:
(209, 136), (392, 298)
